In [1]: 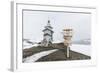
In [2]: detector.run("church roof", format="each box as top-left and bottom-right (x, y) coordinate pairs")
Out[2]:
(43, 28), (54, 33)
(43, 33), (52, 36)
(45, 25), (53, 29)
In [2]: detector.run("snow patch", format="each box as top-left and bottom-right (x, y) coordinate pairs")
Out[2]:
(23, 43), (39, 49)
(71, 44), (91, 56)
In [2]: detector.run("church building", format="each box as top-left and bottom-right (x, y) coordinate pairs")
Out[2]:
(41, 20), (54, 47)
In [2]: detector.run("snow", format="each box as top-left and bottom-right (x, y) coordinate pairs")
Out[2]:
(23, 40), (39, 49)
(70, 44), (91, 56)
(23, 49), (58, 63)
(23, 42), (39, 49)
(52, 40), (62, 43)
(23, 45), (33, 49)
(23, 44), (38, 49)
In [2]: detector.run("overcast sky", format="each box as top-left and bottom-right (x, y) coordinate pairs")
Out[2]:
(23, 10), (91, 42)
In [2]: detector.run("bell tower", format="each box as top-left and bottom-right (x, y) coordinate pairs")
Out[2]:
(41, 20), (54, 47)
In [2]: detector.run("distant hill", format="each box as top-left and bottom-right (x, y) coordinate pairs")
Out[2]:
(72, 39), (91, 45)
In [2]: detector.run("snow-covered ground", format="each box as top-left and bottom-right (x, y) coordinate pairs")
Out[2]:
(23, 41), (38, 49)
(70, 44), (91, 56)
(23, 45), (34, 49)
(23, 49), (58, 63)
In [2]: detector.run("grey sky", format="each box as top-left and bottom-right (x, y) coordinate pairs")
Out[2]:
(23, 10), (91, 42)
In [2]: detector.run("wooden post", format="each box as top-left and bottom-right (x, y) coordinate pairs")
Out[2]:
(67, 46), (70, 58)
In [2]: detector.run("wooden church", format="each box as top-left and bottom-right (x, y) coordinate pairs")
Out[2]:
(41, 20), (54, 47)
